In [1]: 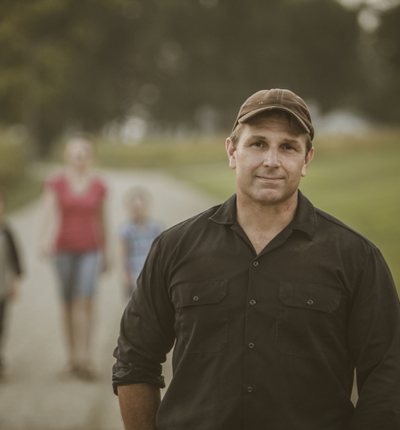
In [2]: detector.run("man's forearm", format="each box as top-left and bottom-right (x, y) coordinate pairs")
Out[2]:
(118, 383), (161, 430)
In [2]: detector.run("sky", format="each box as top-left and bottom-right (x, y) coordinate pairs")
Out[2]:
(338, 0), (400, 10)
(337, 0), (400, 32)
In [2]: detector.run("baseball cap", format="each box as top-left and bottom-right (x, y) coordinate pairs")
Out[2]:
(231, 89), (314, 140)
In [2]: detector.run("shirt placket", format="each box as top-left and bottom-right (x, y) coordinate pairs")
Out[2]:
(242, 257), (262, 425)
(242, 229), (293, 427)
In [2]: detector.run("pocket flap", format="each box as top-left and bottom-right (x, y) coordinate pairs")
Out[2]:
(279, 282), (340, 313)
(172, 280), (227, 307)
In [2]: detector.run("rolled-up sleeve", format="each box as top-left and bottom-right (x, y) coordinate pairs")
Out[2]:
(348, 246), (400, 429)
(112, 234), (176, 394)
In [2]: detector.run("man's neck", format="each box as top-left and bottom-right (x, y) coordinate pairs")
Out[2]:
(236, 192), (298, 254)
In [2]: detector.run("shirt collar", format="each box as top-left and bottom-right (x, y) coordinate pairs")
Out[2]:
(209, 194), (238, 225)
(290, 191), (317, 240)
(209, 190), (317, 240)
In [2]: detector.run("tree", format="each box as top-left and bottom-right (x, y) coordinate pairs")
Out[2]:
(0, 0), (393, 155)
(0, 0), (134, 155)
(368, 4), (400, 123)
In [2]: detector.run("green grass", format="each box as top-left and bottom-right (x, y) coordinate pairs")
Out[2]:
(0, 133), (43, 213)
(173, 130), (400, 290)
(51, 135), (229, 168)
(3, 173), (43, 213)
(300, 141), (400, 287)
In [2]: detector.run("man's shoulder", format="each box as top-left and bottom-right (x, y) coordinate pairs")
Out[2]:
(160, 202), (224, 239)
(314, 206), (376, 249)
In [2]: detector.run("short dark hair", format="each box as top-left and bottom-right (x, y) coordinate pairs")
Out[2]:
(230, 110), (313, 156)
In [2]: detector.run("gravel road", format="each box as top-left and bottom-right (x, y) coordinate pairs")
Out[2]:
(0, 168), (218, 430)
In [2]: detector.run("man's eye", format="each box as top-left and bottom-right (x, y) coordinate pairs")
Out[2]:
(252, 141), (264, 147)
(282, 144), (294, 150)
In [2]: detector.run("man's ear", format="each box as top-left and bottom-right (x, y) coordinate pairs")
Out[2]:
(301, 147), (314, 177)
(226, 138), (237, 170)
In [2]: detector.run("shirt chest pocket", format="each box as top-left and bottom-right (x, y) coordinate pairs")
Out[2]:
(276, 282), (341, 359)
(171, 280), (228, 353)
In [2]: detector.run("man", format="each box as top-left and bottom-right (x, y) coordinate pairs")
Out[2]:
(112, 89), (400, 430)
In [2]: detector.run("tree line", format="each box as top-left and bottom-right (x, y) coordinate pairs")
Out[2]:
(0, 0), (399, 155)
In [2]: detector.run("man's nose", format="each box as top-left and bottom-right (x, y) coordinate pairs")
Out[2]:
(263, 149), (280, 167)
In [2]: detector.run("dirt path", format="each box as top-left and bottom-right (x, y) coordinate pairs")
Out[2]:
(0, 168), (218, 430)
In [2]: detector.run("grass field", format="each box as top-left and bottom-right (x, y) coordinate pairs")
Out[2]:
(4, 173), (43, 213)
(172, 129), (400, 289)
(0, 135), (43, 213)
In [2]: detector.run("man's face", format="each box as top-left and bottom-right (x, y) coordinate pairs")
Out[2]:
(226, 113), (314, 208)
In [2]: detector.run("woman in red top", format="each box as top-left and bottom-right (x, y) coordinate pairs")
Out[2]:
(40, 135), (108, 379)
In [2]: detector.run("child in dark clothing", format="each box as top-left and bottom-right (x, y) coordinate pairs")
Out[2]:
(0, 188), (23, 378)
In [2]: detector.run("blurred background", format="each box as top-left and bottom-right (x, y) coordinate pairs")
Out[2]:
(1, 0), (400, 154)
(0, 0), (399, 428)
(1, 0), (399, 280)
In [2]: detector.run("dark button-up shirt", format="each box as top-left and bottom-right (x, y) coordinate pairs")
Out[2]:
(113, 192), (400, 430)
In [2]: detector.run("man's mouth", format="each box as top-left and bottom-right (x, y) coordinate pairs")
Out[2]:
(256, 176), (283, 181)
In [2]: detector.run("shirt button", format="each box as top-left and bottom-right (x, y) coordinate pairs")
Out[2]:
(248, 343), (255, 349)
(252, 261), (259, 267)
(247, 386), (253, 393)
(249, 299), (256, 306)
(307, 299), (314, 306)
(193, 296), (199, 302)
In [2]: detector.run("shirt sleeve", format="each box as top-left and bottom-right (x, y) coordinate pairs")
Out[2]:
(4, 225), (23, 276)
(112, 233), (176, 394)
(96, 177), (107, 198)
(347, 246), (400, 429)
(45, 172), (62, 192)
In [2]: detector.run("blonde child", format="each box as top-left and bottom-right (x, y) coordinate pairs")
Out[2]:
(119, 187), (162, 298)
